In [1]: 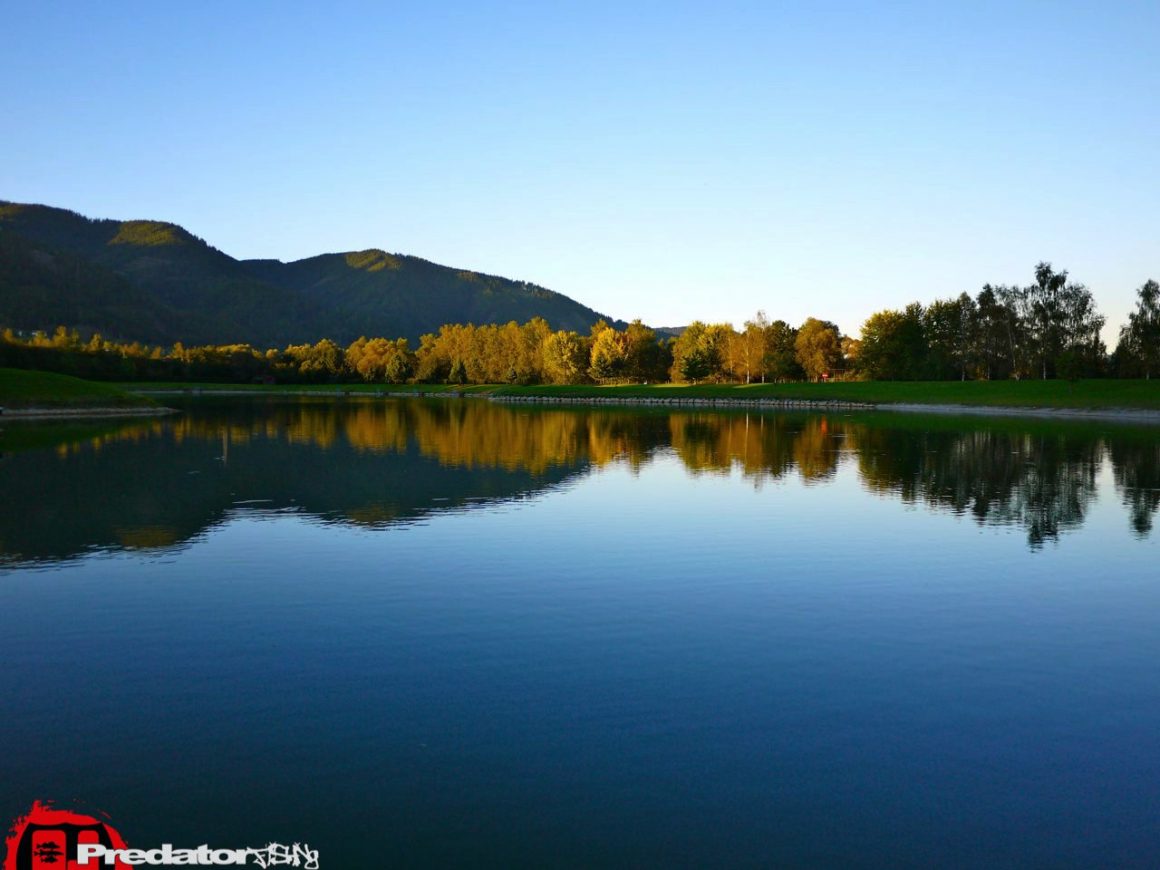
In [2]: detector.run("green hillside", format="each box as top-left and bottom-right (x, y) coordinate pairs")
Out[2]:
(0, 202), (327, 346)
(0, 200), (619, 347)
(0, 228), (187, 342)
(242, 249), (614, 344)
(0, 367), (153, 408)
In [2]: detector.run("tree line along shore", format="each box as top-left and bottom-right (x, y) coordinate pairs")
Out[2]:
(2, 263), (1157, 398)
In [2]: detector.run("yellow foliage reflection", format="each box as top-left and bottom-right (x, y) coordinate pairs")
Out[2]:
(9, 399), (1160, 558)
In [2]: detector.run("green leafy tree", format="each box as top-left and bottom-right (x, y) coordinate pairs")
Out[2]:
(858, 307), (927, 380)
(622, 320), (668, 382)
(762, 320), (802, 381)
(924, 294), (977, 380)
(703, 324), (733, 381)
(671, 321), (729, 383)
(794, 318), (843, 381)
(841, 336), (862, 375)
(670, 322), (716, 383)
(679, 345), (714, 382)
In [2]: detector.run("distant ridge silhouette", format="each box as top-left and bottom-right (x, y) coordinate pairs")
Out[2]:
(0, 199), (623, 346)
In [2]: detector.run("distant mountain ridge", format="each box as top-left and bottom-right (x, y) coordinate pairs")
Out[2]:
(0, 200), (623, 347)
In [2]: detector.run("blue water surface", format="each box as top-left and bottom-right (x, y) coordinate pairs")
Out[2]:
(1, 400), (1158, 867)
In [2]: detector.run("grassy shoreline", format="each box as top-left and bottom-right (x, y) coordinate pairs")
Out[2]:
(486, 380), (1160, 410)
(123, 379), (1160, 411)
(7, 368), (1160, 417)
(0, 368), (158, 411)
(3, 369), (1159, 425)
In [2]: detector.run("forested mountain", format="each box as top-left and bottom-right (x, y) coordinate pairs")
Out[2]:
(240, 249), (617, 344)
(0, 200), (620, 346)
(0, 228), (188, 342)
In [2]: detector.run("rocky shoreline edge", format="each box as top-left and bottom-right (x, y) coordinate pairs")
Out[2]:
(0, 406), (179, 420)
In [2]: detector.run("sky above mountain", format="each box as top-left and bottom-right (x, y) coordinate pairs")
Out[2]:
(3, 1), (1157, 345)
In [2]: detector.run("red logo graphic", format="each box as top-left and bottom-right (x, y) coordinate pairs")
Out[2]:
(4, 802), (129, 870)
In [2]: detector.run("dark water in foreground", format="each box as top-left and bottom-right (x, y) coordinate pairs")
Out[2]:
(2, 398), (1159, 867)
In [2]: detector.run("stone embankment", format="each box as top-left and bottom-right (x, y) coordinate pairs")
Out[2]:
(0, 406), (178, 419)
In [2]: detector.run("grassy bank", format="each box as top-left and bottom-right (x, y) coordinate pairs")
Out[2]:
(0, 368), (155, 409)
(116, 378), (1160, 410)
(125, 381), (492, 395)
(487, 380), (1160, 410)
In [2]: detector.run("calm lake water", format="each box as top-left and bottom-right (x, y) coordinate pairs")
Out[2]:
(2, 398), (1159, 867)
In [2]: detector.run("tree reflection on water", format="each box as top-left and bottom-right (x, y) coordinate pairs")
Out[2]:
(1, 398), (1156, 564)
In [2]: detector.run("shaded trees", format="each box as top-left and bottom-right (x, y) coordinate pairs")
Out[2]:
(850, 265), (1107, 382)
(762, 320), (803, 382)
(924, 294), (977, 381)
(975, 285), (1017, 380)
(1025, 262), (1104, 379)
(621, 320), (670, 382)
(1115, 279), (1160, 379)
(858, 306), (926, 380)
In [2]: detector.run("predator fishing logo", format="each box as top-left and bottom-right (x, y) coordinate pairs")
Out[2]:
(4, 802), (129, 870)
(4, 803), (319, 868)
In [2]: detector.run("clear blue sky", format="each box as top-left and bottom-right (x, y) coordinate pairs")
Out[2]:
(2, 1), (1157, 344)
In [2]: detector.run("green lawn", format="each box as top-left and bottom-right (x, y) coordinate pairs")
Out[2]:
(124, 381), (493, 395)
(488, 379), (1160, 410)
(0, 368), (154, 408)
(112, 378), (1160, 411)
